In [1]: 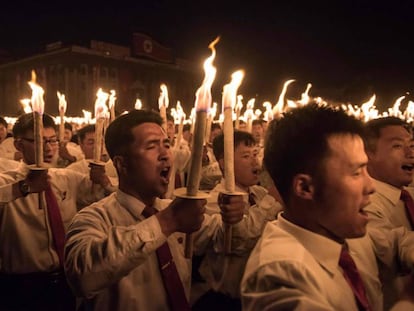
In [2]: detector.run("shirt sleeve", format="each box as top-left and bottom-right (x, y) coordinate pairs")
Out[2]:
(367, 202), (414, 273)
(64, 201), (167, 298)
(242, 262), (335, 311)
(194, 198), (282, 257)
(59, 169), (107, 210)
(0, 171), (21, 203)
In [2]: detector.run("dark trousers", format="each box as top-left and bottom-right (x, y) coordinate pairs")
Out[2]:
(0, 270), (76, 311)
(192, 290), (241, 311)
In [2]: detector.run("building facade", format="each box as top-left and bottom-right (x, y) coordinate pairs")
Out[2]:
(0, 37), (201, 117)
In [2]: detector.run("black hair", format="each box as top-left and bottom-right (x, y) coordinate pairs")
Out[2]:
(77, 124), (95, 143)
(252, 119), (263, 127)
(166, 114), (174, 122)
(64, 122), (73, 131)
(0, 116), (7, 128)
(183, 123), (191, 132)
(12, 113), (56, 138)
(105, 109), (163, 159)
(211, 123), (222, 131)
(264, 103), (365, 204)
(212, 130), (256, 161)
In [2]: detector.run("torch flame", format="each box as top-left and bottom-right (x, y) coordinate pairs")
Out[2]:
(94, 88), (109, 119)
(28, 70), (45, 115)
(82, 110), (92, 124)
(263, 101), (273, 121)
(389, 95), (405, 117)
(273, 79), (295, 117)
(158, 84), (169, 109)
(109, 90), (117, 109)
(209, 102), (218, 119)
(255, 109), (262, 118)
(194, 37), (219, 112)
(134, 98), (142, 110)
(172, 101), (186, 124)
(57, 91), (67, 114)
(244, 98), (256, 119)
(236, 95), (244, 112)
(360, 94), (377, 122)
(20, 99), (32, 113)
(405, 100), (414, 122)
(222, 70), (245, 110)
(247, 98), (255, 110)
(298, 83), (312, 106)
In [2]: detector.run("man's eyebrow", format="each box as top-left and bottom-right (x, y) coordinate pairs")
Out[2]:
(144, 138), (161, 144)
(350, 162), (368, 170)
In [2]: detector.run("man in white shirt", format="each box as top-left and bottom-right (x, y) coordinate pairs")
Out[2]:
(0, 112), (112, 311)
(242, 103), (383, 310)
(195, 130), (283, 310)
(55, 122), (84, 167)
(363, 116), (414, 309)
(64, 109), (252, 311)
(66, 124), (118, 191)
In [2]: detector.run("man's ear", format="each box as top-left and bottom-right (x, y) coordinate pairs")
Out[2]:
(292, 174), (314, 200)
(113, 155), (127, 176)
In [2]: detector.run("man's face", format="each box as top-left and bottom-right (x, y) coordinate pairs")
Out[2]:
(251, 124), (264, 143)
(0, 124), (7, 142)
(314, 134), (374, 240)
(367, 125), (414, 188)
(15, 127), (59, 165)
(80, 132), (95, 159)
(123, 122), (172, 199)
(233, 142), (261, 190)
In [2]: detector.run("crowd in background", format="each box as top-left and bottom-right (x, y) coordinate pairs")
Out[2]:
(0, 102), (414, 310)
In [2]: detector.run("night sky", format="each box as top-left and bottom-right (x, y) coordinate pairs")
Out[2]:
(1, 0), (414, 112)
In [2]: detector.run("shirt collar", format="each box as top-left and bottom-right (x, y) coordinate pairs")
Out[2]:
(278, 213), (343, 275)
(115, 189), (161, 219)
(372, 178), (402, 206)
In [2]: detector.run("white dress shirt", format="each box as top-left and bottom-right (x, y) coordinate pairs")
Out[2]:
(241, 213), (383, 311)
(0, 161), (105, 273)
(365, 178), (414, 310)
(200, 179), (283, 298)
(64, 189), (256, 311)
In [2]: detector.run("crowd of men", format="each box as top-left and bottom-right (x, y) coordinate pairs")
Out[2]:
(0, 101), (414, 310)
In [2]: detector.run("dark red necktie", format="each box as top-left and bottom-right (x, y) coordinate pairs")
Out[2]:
(400, 189), (414, 229)
(142, 205), (190, 311)
(44, 185), (66, 266)
(339, 245), (371, 311)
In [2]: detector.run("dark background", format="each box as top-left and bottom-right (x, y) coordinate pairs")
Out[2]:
(1, 0), (414, 112)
